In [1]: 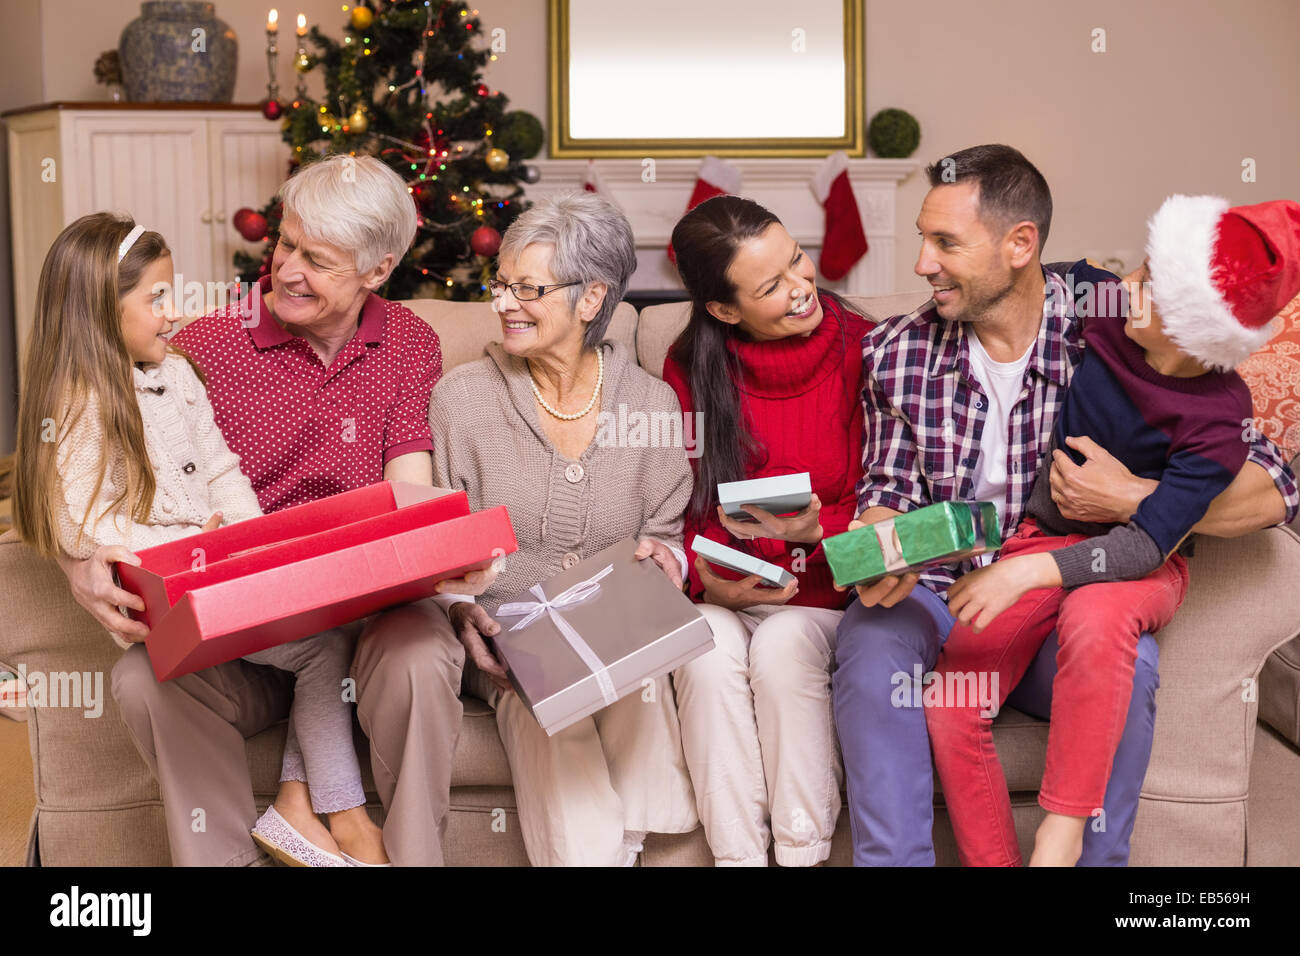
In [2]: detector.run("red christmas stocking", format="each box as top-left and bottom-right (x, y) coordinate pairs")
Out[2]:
(668, 156), (742, 264)
(813, 151), (868, 280)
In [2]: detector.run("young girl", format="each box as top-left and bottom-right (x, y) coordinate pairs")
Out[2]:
(13, 212), (387, 867)
(666, 195), (874, 866)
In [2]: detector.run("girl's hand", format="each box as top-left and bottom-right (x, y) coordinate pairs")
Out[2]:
(635, 537), (683, 589)
(716, 494), (823, 545)
(695, 555), (797, 612)
(448, 602), (511, 693)
(946, 553), (1061, 632)
(201, 512), (223, 532)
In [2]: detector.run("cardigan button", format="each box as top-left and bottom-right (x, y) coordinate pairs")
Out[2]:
(160, 495), (176, 515)
(183, 462), (196, 474)
(561, 552), (580, 570)
(564, 463), (585, 483)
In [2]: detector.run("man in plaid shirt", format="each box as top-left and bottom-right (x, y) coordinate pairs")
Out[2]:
(833, 145), (1299, 867)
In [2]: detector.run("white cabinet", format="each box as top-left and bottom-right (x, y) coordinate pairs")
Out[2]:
(4, 104), (285, 380)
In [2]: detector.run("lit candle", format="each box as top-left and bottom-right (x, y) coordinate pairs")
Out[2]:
(296, 13), (306, 36)
(267, 8), (277, 32)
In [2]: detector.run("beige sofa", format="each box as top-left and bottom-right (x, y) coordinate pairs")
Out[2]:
(3, 291), (1298, 866)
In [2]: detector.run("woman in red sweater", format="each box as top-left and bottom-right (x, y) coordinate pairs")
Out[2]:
(666, 195), (872, 865)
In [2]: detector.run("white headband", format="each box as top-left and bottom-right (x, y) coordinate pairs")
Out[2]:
(117, 225), (146, 262)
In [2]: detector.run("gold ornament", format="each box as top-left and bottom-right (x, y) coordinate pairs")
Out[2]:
(320, 112), (337, 132)
(294, 52), (311, 73)
(350, 6), (374, 30)
(485, 147), (510, 172)
(348, 107), (369, 134)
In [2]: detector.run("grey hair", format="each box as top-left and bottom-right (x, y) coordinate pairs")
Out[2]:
(278, 153), (418, 275)
(499, 191), (636, 349)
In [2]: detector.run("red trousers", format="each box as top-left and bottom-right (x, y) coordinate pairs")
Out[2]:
(924, 521), (1190, 866)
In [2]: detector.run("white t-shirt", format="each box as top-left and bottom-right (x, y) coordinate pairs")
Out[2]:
(964, 330), (1034, 564)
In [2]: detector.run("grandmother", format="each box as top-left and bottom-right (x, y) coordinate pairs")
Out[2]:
(57, 154), (493, 866)
(429, 191), (699, 866)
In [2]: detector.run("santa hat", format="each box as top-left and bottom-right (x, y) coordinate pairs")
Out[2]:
(1146, 195), (1300, 371)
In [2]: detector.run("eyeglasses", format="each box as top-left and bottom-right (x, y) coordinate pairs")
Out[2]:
(487, 279), (583, 301)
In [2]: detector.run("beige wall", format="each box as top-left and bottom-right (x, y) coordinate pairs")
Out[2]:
(0, 0), (46, 454)
(3, 0), (1297, 431)
(33, 0), (1297, 290)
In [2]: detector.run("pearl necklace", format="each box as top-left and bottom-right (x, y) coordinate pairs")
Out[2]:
(529, 349), (604, 421)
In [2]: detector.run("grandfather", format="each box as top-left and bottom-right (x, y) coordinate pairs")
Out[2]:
(59, 154), (489, 866)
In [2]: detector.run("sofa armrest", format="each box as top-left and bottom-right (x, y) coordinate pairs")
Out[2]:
(0, 530), (161, 817)
(1140, 523), (1300, 802)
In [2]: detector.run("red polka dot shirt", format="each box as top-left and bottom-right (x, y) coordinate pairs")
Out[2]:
(172, 275), (443, 514)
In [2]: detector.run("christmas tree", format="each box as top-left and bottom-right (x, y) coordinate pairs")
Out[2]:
(233, 0), (544, 301)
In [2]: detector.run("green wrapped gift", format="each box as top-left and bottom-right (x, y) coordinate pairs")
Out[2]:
(824, 501), (1002, 588)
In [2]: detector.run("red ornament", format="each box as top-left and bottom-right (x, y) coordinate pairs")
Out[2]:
(260, 99), (283, 120)
(470, 225), (502, 258)
(233, 208), (269, 242)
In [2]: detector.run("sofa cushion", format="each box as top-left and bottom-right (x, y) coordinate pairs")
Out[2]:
(1260, 636), (1300, 748)
(635, 291), (933, 380)
(403, 299), (637, 372)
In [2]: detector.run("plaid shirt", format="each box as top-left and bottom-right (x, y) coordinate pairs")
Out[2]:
(857, 267), (1300, 596)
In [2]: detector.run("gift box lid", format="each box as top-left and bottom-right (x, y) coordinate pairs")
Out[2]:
(118, 482), (471, 627)
(691, 534), (795, 587)
(718, 472), (812, 519)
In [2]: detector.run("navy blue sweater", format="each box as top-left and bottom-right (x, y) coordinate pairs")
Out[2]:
(1025, 275), (1253, 587)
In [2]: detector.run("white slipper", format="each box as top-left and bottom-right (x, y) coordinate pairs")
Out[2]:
(341, 852), (393, 867)
(251, 806), (348, 867)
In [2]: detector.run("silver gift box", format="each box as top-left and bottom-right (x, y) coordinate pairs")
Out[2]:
(489, 538), (716, 736)
(718, 472), (812, 522)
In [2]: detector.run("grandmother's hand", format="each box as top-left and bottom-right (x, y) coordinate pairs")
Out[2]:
(717, 495), (823, 545)
(448, 602), (512, 693)
(435, 555), (505, 597)
(634, 537), (683, 589)
(57, 546), (150, 641)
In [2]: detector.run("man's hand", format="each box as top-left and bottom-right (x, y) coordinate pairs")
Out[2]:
(448, 602), (511, 693)
(436, 556), (504, 597)
(830, 517), (920, 608)
(635, 537), (683, 589)
(946, 552), (1060, 632)
(695, 555), (797, 611)
(716, 495), (824, 545)
(56, 546), (150, 641)
(1051, 435), (1154, 524)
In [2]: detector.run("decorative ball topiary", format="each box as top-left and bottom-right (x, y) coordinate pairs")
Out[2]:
(868, 108), (921, 158)
(494, 111), (544, 160)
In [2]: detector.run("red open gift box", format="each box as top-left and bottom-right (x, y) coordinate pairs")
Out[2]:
(115, 481), (518, 681)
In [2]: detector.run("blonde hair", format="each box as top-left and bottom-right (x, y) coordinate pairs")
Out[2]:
(13, 212), (193, 558)
(279, 153), (418, 274)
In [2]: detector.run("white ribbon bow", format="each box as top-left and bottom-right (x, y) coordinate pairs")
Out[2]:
(497, 564), (618, 706)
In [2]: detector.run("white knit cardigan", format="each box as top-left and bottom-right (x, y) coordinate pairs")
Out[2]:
(54, 354), (262, 560)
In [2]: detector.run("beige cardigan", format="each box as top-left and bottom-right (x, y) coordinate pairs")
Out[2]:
(429, 339), (693, 614)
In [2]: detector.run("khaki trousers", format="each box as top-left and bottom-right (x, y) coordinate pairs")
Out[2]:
(464, 663), (698, 866)
(110, 596), (465, 866)
(673, 603), (844, 866)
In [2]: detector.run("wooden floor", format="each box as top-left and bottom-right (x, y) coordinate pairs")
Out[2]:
(0, 714), (33, 867)
(0, 715), (1295, 867)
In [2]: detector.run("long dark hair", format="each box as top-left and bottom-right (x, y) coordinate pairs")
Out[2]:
(669, 195), (849, 522)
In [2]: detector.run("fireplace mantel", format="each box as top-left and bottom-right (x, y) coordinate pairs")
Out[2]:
(525, 158), (919, 296)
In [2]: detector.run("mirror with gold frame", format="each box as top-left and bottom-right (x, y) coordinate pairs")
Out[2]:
(548, 0), (863, 158)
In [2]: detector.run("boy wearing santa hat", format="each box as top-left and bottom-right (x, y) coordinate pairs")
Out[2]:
(922, 195), (1300, 867)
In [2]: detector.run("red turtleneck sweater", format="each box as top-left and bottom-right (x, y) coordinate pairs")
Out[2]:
(663, 293), (872, 610)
